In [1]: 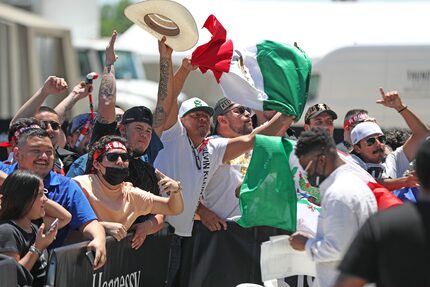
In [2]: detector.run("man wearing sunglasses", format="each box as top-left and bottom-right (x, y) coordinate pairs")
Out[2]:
(195, 97), (254, 232)
(348, 88), (429, 190)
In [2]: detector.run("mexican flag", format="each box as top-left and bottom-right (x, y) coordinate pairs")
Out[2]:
(237, 135), (321, 232)
(191, 15), (312, 119)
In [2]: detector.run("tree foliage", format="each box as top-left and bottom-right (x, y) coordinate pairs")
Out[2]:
(100, 0), (134, 37)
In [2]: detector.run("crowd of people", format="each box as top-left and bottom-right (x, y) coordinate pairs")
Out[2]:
(0, 29), (429, 287)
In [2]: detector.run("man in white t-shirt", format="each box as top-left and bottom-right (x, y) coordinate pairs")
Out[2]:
(289, 128), (378, 287)
(154, 58), (292, 286)
(349, 88), (429, 190)
(196, 97), (256, 231)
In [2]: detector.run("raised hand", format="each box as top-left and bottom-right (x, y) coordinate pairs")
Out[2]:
(158, 36), (173, 59)
(71, 81), (93, 100)
(105, 31), (118, 66)
(181, 56), (197, 72)
(41, 76), (68, 95)
(377, 87), (404, 111)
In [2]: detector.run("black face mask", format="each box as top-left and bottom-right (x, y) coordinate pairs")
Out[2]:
(102, 167), (129, 186)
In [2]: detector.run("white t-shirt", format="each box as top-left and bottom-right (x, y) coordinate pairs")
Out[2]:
(304, 164), (377, 287)
(154, 119), (228, 236)
(203, 135), (251, 220)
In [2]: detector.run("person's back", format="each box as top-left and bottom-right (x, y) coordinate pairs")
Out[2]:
(339, 202), (430, 287)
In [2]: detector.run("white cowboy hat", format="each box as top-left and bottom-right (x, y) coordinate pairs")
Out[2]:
(124, 0), (199, 51)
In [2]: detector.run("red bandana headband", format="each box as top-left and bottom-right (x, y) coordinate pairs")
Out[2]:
(93, 141), (127, 163)
(343, 112), (369, 130)
(11, 124), (42, 142)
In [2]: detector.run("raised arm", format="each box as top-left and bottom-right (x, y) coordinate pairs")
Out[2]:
(377, 87), (430, 161)
(54, 81), (93, 124)
(160, 57), (197, 131)
(11, 76), (68, 124)
(152, 37), (174, 137)
(97, 31), (118, 124)
(223, 113), (294, 163)
(150, 170), (184, 215)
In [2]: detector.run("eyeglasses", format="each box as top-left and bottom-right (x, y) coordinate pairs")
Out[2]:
(365, 135), (386, 146)
(104, 153), (130, 162)
(224, 105), (251, 115)
(41, 120), (61, 131)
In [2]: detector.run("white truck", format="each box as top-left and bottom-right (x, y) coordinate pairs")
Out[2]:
(305, 45), (430, 129)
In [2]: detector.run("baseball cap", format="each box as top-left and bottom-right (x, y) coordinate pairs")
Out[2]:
(351, 122), (384, 145)
(212, 97), (234, 126)
(68, 113), (96, 135)
(304, 103), (338, 123)
(179, 97), (214, 118)
(121, 106), (153, 126)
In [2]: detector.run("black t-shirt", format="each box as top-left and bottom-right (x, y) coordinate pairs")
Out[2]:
(338, 202), (430, 286)
(0, 221), (48, 286)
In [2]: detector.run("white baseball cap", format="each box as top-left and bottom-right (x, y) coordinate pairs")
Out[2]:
(179, 97), (214, 117)
(351, 122), (384, 145)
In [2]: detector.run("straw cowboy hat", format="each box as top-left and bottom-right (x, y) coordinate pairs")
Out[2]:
(124, 0), (199, 51)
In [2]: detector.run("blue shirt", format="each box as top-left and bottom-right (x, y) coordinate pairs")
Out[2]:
(1, 163), (97, 248)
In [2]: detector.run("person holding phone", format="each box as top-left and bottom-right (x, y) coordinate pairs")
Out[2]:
(73, 135), (184, 244)
(0, 170), (71, 286)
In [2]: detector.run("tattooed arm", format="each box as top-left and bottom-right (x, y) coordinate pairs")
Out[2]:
(97, 31), (118, 125)
(153, 37), (174, 136)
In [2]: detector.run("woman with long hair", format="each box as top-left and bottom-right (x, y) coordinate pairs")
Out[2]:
(0, 170), (71, 286)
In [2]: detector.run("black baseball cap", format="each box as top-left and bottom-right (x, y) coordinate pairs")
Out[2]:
(121, 106), (153, 126)
(304, 103), (337, 123)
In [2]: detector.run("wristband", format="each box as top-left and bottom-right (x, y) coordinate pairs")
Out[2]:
(29, 245), (42, 257)
(397, 106), (408, 113)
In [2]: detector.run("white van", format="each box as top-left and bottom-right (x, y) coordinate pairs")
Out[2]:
(306, 45), (430, 129)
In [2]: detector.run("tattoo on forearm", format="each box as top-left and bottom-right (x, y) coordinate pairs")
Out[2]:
(99, 73), (115, 102)
(153, 106), (165, 129)
(158, 58), (169, 102)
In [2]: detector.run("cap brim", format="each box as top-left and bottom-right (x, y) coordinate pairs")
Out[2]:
(124, 0), (199, 51)
(182, 106), (214, 117)
(307, 110), (338, 122)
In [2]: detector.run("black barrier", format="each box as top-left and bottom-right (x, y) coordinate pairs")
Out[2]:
(177, 221), (291, 287)
(43, 222), (301, 287)
(45, 229), (172, 287)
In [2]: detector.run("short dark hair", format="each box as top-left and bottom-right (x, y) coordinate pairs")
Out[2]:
(8, 117), (41, 141)
(415, 138), (430, 189)
(344, 109), (368, 122)
(296, 128), (336, 158)
(38, 106), (58, 115)
(0, 170), (42, 220)
(86, 135), (130, 174)
(16, 128), (51, 148)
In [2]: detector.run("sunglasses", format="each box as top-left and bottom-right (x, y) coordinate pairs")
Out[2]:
(365, 135), (386, 146)
(224, 105), (251, 115)
(104, 152), (130, 162)
(41, 120), (61, 131)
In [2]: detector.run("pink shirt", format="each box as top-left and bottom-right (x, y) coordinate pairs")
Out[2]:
(74, 174), (154, 230)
